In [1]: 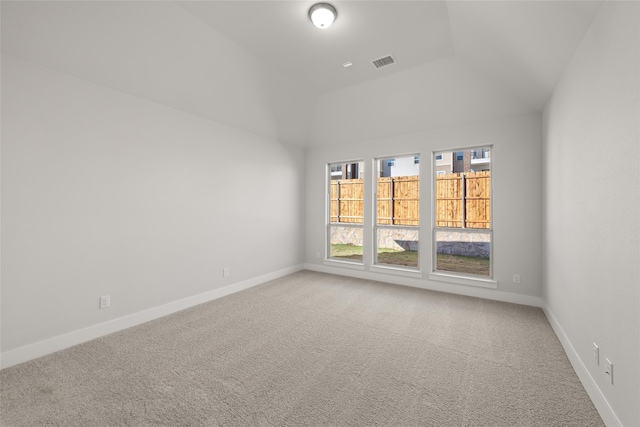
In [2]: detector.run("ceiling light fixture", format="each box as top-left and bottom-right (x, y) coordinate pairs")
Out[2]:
(309, 3), (337, 29)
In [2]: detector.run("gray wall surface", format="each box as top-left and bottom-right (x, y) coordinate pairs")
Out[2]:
(543, 2), (640, 426)
(1, 55), (306, 353)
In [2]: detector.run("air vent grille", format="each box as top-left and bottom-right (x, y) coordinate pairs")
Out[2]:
(372, 55), (396, 69)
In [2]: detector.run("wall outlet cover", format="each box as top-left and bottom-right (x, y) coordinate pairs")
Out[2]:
(100, 295), (110, 309)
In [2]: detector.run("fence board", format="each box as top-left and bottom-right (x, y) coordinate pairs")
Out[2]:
(435, 174), (463, 227)
(390, 176), (419, 226)
(464, 171), (491, 228)
(377, 177), (392, 225)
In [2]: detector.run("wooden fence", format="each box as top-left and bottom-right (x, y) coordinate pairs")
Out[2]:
(376, 176), (419, 226)
(330, 178), (364, 224)
(435, 172), (490, 229)
(330, 171), (490, 229)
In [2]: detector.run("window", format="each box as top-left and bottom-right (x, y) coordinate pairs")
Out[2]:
(328, 161), (364, 263)
(435, 153), (443, 160)
(330, 164), (342, 179)
(433, 147), (492, 278)
(375, 155), (420, 269)
(387, 159), (396, 167)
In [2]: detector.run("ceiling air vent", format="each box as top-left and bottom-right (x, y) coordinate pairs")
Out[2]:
(372, 55), (396, 69)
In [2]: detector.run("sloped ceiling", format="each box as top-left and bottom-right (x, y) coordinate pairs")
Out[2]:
(0, 1), (316, 145)
(447, 1), (603, 110)
(1, 1), (602, 147)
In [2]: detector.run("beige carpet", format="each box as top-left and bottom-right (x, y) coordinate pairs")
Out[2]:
(1, 270), (603, 426)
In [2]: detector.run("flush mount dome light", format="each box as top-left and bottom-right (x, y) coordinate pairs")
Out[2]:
(309, 3), (337, 29)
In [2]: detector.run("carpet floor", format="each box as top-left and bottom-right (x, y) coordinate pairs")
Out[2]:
(0, 270), (603, 426)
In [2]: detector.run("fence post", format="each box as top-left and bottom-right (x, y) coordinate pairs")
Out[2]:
(390, 178), (395, 225)
(336, 180), (341, 223)
(461, 173), (466, 229)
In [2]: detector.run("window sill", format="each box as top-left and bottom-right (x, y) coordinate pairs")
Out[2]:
(429, 272), (497, 289)
(370, 264), (423, 279)
(324, 259), (365, 270)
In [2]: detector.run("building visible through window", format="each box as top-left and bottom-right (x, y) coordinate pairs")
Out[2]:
(330, 163), (360, 180)
(435, 148), (491, 174)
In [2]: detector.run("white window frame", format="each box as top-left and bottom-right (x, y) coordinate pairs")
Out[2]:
(430, 147), (496, 288)
(325, 161), (365, 269)
(373, 154), (421, 273)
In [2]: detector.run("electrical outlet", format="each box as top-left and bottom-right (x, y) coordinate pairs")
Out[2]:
(316, 251), (321, 259)
(100, 295), (110, 309)
(593, 343), (599, 365)
(223, 268), (229, 277)
(605, 358), (613, 384)
(513, 274), (521, 284)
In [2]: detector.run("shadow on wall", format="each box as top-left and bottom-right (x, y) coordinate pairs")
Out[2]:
(437, 241), (489, 258)
(394, 240), (419, 251)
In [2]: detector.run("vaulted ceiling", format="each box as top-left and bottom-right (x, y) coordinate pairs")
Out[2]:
(179, 1), (457, 95)
(1, 1), (602, 146)
(180, 0), (601, 108)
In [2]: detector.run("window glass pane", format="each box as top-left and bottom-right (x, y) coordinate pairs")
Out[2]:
(377, 227), (419, 267)
(435, 230), (490, 276)
(330, 225), (363, 261)
(329, 163), (364, 224)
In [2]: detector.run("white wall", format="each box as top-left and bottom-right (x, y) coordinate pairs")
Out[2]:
(1, 55), (305, 362)
(543, 2), (639, 426)
(305, 114), (543, 304)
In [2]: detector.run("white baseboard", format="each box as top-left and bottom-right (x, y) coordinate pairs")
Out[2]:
(1, 264), (304, 370)
(542, 305), (621, 427)
(304, 263), (544, 308)
(3, 264), (620, 427)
